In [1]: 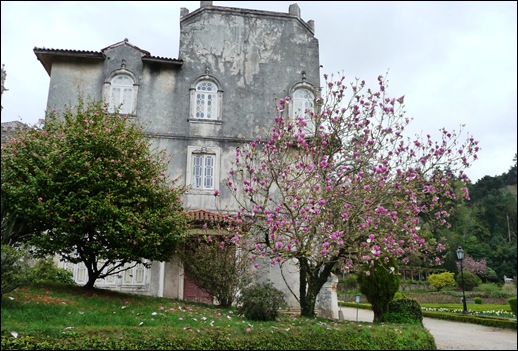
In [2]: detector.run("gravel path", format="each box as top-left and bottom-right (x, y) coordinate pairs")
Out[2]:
(339, 307), (517, 350)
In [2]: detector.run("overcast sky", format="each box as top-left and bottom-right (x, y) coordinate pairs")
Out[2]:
(1, 1), (516, 183)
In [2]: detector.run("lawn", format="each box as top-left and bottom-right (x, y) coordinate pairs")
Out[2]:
(1, 283), (436, 350)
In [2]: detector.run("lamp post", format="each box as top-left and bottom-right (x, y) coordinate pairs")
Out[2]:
(456, 246), (468, 315)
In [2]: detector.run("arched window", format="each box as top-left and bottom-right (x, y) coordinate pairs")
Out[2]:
(291, 87), (315, 134)
(195, 80), (217, 119)
(108, 74), (135, 115)
(189, 76), (222, 122)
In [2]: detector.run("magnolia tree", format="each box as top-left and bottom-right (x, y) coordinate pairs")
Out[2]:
(1, 100), (189, 289)
(456, 256), (487, 276)
(224, 73), (479, 318)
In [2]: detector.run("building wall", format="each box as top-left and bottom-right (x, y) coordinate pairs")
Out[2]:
(38, 1), (323, 312)
(46, 61), (105, 114)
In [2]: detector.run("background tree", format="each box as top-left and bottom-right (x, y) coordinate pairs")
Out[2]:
(177, 233), (255, 307)
(226, 73), (479, 318)
(1, 99), (188, 289)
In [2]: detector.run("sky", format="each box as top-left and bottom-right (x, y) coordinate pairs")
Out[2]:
(1, 1), (516, 183)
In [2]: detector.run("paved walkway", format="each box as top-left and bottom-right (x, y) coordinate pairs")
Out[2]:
(339, 306), (517, 350)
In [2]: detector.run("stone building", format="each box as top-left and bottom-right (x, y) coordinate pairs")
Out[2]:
(33, 1), (327, 313)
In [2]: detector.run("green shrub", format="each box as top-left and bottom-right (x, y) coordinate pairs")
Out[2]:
(501, 283), (517, 297)
(30, 258), (75, 285)
(475, 282), (501, 295)
(357, 259), (400, 322)
(383, 298), (423, 325)
(474, 297), (482, 304)
(1, 245), (32, 295)
(509, 298), (517, 316)
(237, 282), (288, 321)
(456, 270), (480, 291)
(428, 272), (455, 291)
(393, 291), (407, 300)
(344, 273), (358, 291)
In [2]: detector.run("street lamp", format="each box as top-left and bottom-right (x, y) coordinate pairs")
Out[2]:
(456, 246), (468, 315)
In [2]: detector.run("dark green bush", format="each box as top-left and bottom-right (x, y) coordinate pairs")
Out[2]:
(509, 297), (517, 316)
(344, 273), (358, 291)
(30, 258), (75, 285)
(456, 270), (480, 291)
(383, 298), (423, 325)
(357, 259), (400, 322)
(237, 281), (288, 321)
(474, 297), (482, 304)
(1, 244), (32, 296)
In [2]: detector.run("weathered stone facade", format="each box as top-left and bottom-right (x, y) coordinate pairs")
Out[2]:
(34, 1), (333, 314)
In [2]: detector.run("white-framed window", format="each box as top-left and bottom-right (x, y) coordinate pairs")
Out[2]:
(189, 77), (223, 122)
(186, 146), (220, 191)
(103, 69), (138, 116)
(60, 260), (148, 288)
(290, 84), (316, 135)
(109, 75), (134, 114)
(195, 81), (216, 119)
(292, 88), (315, 123)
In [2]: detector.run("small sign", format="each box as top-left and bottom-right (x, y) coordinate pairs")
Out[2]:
(355, 295), (360, 303)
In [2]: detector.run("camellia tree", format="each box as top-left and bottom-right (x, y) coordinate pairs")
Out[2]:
(225, 73), (480, 318)
(1, 99), (189, 289)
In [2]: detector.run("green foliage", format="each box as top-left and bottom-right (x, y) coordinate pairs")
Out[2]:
(501, 283), (517, 297)
(1, 99), (189, 288)
(456, 270), (480, 291)
(237, 282), (288, 321)
(30, 258), (75, 285)
(474, 297), (482, 304)
(393, 291), (407, 300)
(344, 273), (358, 291)
(384, 298), (423, 325)
(177, 235), (254, 307)
(357, 259), (401, 322)
(509, 298), (517, 316)
(428, 272), (456, 291)
(1, 200), (33, 247)
(1, 245), (32, 295)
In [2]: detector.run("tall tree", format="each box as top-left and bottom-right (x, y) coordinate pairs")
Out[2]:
(1, 99), (188, 289)
(225, 73), (479, 318)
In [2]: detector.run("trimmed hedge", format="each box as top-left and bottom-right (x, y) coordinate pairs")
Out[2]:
(509, 297), (517, 317)
(1, 324), (437, 350)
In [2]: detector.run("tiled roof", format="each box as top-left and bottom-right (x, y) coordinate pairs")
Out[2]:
(186, 209), (227, 222)
(1, 120), (29, 132)
(34, 39), (182, 76)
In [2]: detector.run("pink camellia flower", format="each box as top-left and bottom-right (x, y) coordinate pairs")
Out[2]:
(213, 189), (220, 197)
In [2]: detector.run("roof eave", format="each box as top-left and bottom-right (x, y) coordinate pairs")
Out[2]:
(33, 48), (105, 76)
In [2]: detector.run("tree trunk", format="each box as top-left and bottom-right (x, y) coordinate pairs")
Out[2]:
(83, 261), (100, 290)
(298, 257), (335, 317)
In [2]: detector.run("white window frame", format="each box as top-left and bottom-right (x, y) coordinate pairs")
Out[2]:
(103, 70), (138, 116)
(189, 77), (223, 122)
(186, 146), (220, 192)
(290, 83), (316, 135)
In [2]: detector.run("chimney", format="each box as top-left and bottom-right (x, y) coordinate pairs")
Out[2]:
(289, 3), (300, 17)
(200, 1), (213, 8)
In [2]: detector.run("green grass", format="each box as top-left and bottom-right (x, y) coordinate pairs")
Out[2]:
(1, 283), (437, 350)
